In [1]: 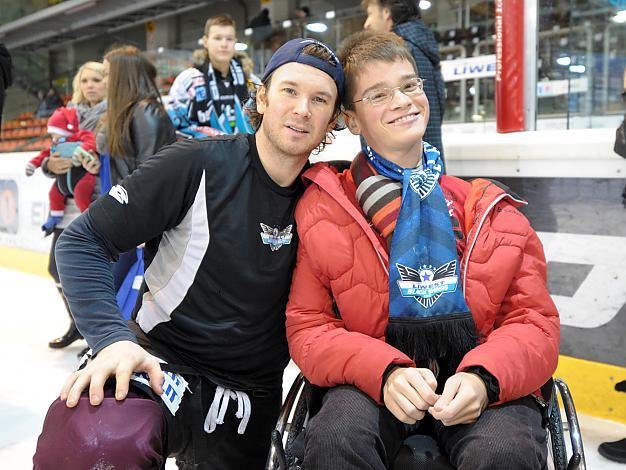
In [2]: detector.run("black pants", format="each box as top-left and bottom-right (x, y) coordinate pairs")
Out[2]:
(167, 375), (283, 470)
(48, 228), (63, 283)
(49, 228), (73, 317)
(304, 385), (548, 470)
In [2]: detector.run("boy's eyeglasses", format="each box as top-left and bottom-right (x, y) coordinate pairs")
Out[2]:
(353, 77), (425, 106)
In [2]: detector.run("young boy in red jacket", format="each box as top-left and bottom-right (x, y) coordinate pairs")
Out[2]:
(26, 106), (97, 234)
(285, 31), (559, 470)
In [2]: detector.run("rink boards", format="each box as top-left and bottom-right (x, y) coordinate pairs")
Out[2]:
(1, 128), (625, 423)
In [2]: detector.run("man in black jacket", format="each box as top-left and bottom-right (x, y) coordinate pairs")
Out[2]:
(363, 0), (446, 161)
(33, 38), (344, 470)
(0, 44), (12, 132)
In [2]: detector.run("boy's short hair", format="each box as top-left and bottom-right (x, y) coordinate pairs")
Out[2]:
(204, 14), (236, 36)
(338, 30), (417, 110)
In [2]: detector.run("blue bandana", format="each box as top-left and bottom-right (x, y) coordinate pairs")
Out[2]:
(364, 142), (476, 372)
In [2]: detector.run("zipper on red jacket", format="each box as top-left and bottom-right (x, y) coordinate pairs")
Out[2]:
(462, 192), (527, 294)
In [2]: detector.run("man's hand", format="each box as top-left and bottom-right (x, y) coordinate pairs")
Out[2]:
(428, 372), (488, 426)
(46, 152), (72, 174)
(60, 340), (164, 408)
(383, 367), (439, 424)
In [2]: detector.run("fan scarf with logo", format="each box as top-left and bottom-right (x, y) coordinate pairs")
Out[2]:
(352, 142), (476, 376)
(191, 59), (253, 134)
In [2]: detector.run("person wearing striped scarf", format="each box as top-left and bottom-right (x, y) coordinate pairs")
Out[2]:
(285, 30), (558, 470)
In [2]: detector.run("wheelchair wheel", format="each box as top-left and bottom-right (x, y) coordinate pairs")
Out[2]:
(547, 385), (567, 470)
(546, 378), (586, 470)
(266, 374), (309, 470)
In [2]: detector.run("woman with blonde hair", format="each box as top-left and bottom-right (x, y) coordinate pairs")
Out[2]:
(70, 61), (107, 132)
(45, 60), (107, 349)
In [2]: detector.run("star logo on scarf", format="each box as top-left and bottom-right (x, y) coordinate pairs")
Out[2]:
(260, 223), (293, 251)
(396, 261), (459, 308)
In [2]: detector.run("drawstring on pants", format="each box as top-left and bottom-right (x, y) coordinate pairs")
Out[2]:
(204, 385), (252, 435)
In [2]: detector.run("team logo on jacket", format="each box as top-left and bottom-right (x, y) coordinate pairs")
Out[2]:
(396, 260), (458, 308)
(260, 223), (293, 251)
(109, 185), (128, 205)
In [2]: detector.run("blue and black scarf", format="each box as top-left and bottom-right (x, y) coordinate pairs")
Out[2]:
(354, 143), (477, 374)
(193, 59), (253, 134)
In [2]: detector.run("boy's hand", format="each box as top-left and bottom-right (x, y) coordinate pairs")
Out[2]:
(428, 372), (489, 426)
(383, 367), (439, 424)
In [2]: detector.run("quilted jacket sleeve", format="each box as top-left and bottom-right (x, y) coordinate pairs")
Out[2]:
(458, 226), (560, 405)
(286, 189), (414, 404)
(74, 130), (96, 153)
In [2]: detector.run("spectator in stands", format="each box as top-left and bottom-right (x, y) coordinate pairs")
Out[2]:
(247, 8), (271, 28)
(33, 38), (344, 469)
(248, 8), (273, 44)
(168, 14), (253, 134)
(268, 30), (288, 53)
(293, 6), (311, 19)
(363, 0), (446, 162)
(286, 31), (559, 470)
(34, 90), (47, 118)
(0, 43), (12, 132)
(41, 61), (107, 350)
(94, 45), (176, 299)
(236, 50), (261, 89)
(191, 48), (207, 67)
(69, 61), (108, 132)
(96, 45), (175, 188)
(36, 86), (64, 118)
(600, 436), (626, 463)
(600, 79), (626, 465)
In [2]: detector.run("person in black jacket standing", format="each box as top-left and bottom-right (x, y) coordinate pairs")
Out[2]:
(0, 44), (12, 132)
(33, 38), (344, 470)
(363, 0), (446, 161)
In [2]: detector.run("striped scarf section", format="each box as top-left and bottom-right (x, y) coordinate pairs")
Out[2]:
(352, 153), (421, 245)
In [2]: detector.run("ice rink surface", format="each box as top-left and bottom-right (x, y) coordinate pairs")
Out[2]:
(1, 267), (624, 469)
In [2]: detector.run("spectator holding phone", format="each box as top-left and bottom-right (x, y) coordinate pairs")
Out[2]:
(96, 45), (175, 187)
(25, 107), (97, 234)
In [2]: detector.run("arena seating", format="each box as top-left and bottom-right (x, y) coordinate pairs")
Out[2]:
(1, 112), (51, 152)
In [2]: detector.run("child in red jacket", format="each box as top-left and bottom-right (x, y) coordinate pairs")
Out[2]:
(25, 106), (97, 234)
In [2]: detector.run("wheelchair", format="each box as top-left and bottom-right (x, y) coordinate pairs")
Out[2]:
(266, 374), (586, 470)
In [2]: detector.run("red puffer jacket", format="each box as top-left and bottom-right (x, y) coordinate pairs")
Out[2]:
(286, 162), (560, 405)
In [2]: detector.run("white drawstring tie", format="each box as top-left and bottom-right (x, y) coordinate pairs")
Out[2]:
(204, 385), (252, 435)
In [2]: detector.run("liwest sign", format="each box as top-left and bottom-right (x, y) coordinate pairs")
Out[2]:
(440, 55), (496, 82)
